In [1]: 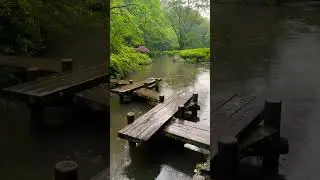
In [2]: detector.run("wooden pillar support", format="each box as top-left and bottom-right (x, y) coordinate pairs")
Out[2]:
(144, 82), (149, 88)
(216, 136), (239, 178)
(119, 93), (124, 103)
(176, 105), (185, 119)
(155, 79), (160, 91)
(54, 161), (78, 180)
(28, 98), (45, 130)
(129, 80), (133, 84)
(26, 67), (39, 81)
(127, 112), (136, 149)
(262, 100), (282, 174)
(159, 95), (164, 103)
(192, 93), (198, 117)
(61, 58), (73, 72)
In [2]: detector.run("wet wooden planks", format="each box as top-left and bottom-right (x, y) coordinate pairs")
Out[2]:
(210, 92), (265, 159)
(163, 119), (210, 149)
(111, 78), (157, 94)
(2, 63), (108, 99)
(73, 83), (109, 111)
(133, 88), (160, 101)
(118, 91), (193, 143)
(0, 55), (62, 72)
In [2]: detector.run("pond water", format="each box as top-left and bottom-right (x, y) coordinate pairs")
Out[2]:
(110, 57), (210, 180)
(213, 4), (320, 180)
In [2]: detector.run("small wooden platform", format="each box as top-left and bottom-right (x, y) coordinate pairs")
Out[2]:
(210, 92), (265, 159)
(0, 55), (62, 72)
(73, 83), (109, 112)
(111, 77), (159, 94)
(110, 79), (129, 88)
(118, 91), (193, 143)
(163, 119), (210, 149)
(2, 63), (108, 101)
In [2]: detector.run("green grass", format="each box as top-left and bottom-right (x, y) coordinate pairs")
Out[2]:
(163, 48), (210, 63)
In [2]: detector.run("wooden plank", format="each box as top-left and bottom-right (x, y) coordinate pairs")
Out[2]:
(210, 93), (264, 159)
(0, 55), (62, 72)
(2, 63), (107, 98)
(73, 83), (109, 110)
(118, 91), (193, 143)
(90, 168), (109, 180)
(110, 79), (129, 88)
(163, 118), (210, 149)
(111, 77), (156, 94)
(133, 88), (159, 101)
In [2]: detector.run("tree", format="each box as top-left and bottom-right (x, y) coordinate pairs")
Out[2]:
(165, 0), (209, 49)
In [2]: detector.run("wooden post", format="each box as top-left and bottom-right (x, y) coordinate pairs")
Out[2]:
(61, 58), (73, 72)
(28, 98), (45, 130)
(26, 67), (39, 81)
(127, 112), (136, 149)
(155, 79), (160, 91)
(119, 93), (124, 103)
(262, 100), (282, 174)
(176, 105), (185, 119)
(216, 136), (239, 178)
(54, 161), (78, 180)
(192, 93), (198, 117)
(144, 82), (149, 88)
(159, 95), (164, 103)
(129, 80), (133, 84)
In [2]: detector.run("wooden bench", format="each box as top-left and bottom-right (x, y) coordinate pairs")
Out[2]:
(118, 91), (193, 143)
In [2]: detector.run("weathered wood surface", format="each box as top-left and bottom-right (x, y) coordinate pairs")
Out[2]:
(2, 63), (108, 99)
(73, 83), (109, 111)
(133, 88), (160, 101)
(0, 55), (62, 72)
(110, 79), (129, 88)
(163, 118), (210, 149)
(210, 92), (265, 159)
(118, 91), (193, 143)
(111, 77), (158, 94)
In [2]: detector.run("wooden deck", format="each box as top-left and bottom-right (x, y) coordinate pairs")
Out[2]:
(210, 92), (265, 159)
(73, 83), (109, 111)
(111, 77), (159, 94)
(118, 91), (193, 143)
(2, 63), (108, 100)
(163, 119), (210, 149)
(0, 55), (62, 72)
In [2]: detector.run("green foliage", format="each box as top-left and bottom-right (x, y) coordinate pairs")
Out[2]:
(0, 0), (98, 56)
(110, 46), (151, 78)
(164, 48), (210, 63)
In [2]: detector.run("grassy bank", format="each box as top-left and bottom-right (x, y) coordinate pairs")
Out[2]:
(163, 48), (210, 63)
(110, 47), (152, 78)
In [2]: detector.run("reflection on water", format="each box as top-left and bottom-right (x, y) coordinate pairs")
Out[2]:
(110, 57), (210, 179)
(213, 4), (320, 180)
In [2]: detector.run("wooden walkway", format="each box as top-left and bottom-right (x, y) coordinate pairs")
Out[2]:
(163, 119), (209, 149)
(133, 88), (160, 102)
(118, 91), (193, 143)
(111, 77), (160, 94)
(1, 63), (108, 101)
(210, 92), (265, 159)
(0, 55), (63, 72)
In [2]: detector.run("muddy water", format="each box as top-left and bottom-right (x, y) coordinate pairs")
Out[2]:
(110, 57), (210, 180)
(213, 4), (320, 179)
